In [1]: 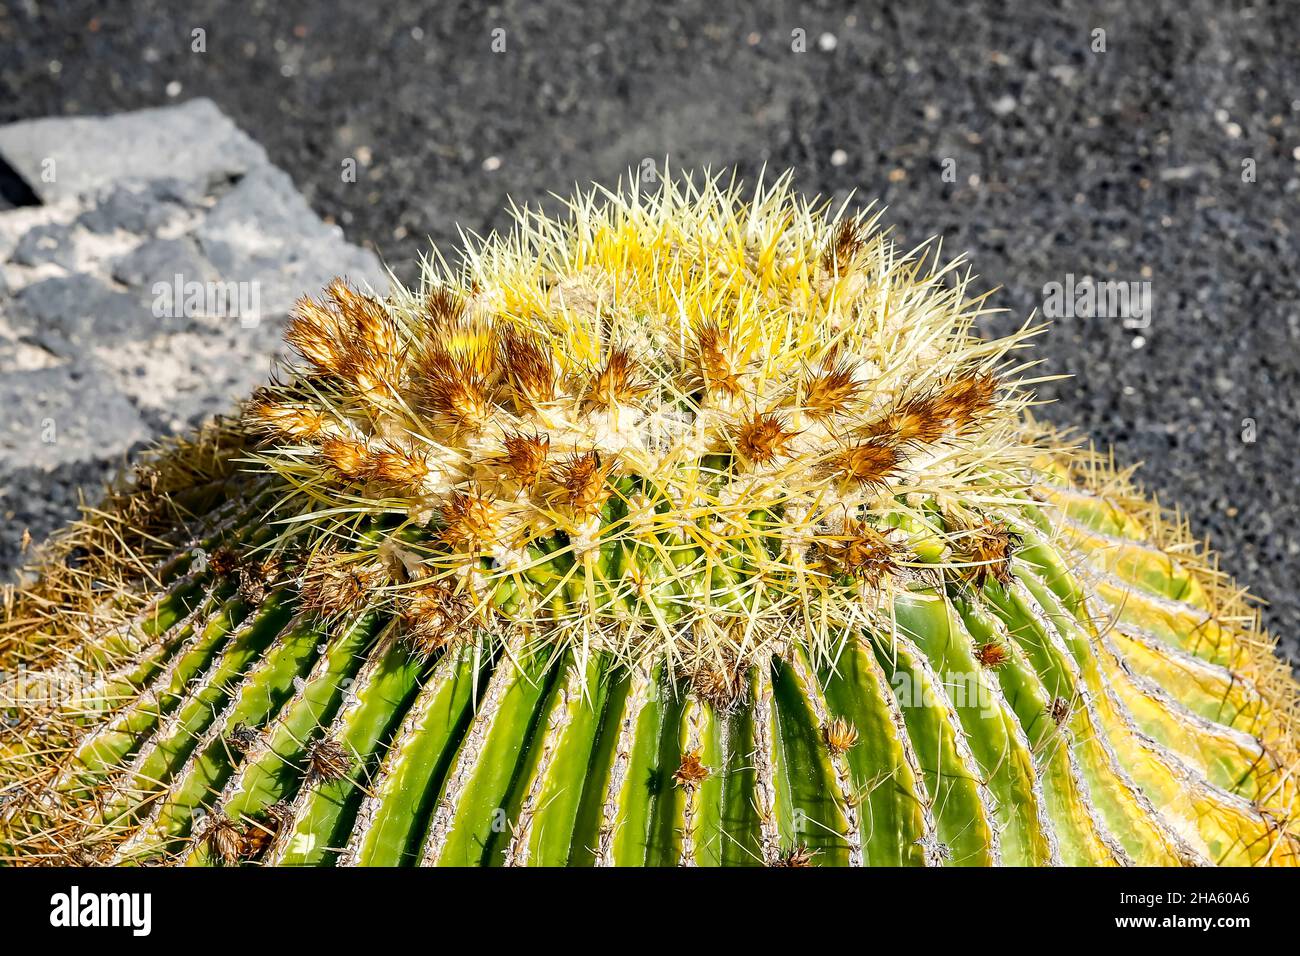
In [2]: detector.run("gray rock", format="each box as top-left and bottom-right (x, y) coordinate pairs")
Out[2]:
(112, 237), (215, 290)
(0, 98), (384, 586)
(0, 99), (267, 204)
(0, 460), (108, 580)
(196, 165), (384, 314)
(199, 165), (334, 252)
(0, 361), (151, 471)
(77, 177), (205, 236)
(10, 223), (76, 269)
(12, 275), (154, 355)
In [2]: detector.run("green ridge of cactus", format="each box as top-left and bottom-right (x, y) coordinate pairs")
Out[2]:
(2, 172), (1297, 867)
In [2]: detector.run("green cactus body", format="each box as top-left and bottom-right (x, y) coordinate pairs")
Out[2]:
(1, 173), (1296, 866)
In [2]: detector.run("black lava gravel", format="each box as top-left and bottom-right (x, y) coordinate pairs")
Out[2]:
(1, 0), (1297, 662)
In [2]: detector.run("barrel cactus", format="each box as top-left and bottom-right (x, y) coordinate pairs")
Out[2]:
(2, 173), (1296, 867)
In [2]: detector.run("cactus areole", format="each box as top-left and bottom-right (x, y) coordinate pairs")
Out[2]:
(2, 173), (1297, 867)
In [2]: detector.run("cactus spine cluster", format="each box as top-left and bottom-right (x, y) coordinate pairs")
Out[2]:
(1, 172), (1297, 867)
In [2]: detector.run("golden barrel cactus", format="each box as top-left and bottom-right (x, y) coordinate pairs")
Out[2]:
(1, 173), (1296, 867)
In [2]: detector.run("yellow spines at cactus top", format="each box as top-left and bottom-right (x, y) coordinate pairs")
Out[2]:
(1, 171), (1296, 867)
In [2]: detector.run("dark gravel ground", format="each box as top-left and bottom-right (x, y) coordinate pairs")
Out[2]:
(1, 0), (1297, 661)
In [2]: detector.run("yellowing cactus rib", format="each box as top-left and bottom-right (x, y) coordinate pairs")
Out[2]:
(953, 594), (1125, 866)
(1035, 483), (1151, 542)
(1108, 626), (1280, 743)
(1016, 569), (1297, 866)
(985, 579), (1194, 864)
(1098, 646), (1288, 808)
(1091, 577), (1253, 673)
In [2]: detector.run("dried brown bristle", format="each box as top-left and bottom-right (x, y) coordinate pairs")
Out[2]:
(550, 451), (613, 517)
(822, 218), (864, 276)
(241, 801), (295, 858)
(328, 279), (400, 357)
(735, 412), (798, 465)
(933, 372), (999, 433)
(398, 581), (474, 657)
(365, 444), (431, 488)
(224, 723), (261, 757)
(202, 816), (245, 866)
(495, 432), (550, 490)
(690, 662), (746, 712)
(438, 490), (499, 552)
(826, 440), (901, 490)
(239, 801), (292, 859)
(285, 294), (347, 375)
(973, 641), (1010, 668)
(246, 394), (328, 441)
(691, 321), (744, 398)
(823, 716), (860, 756)
(582, 347), (650, 411)
(957, 520), (1019, 588)
(235, 557), (281, 606)
(239, 821), (275, 859)
(499, 326), (557, 411)
(803, 358), (861, 420)
(206, 547), (239, 577)
(412, 349), (493, 433)
(863, 396), (948, 446)
(774, 844), (817, 867)
(1049, 696), (1072, 725)
(299, 550), (373, 618)
(673, 748), (712, 789)
(305, 737), (354, 783)
(320, 436), (372, 481)
(822, 521), (902, 587)
(424, 286), (465, 324)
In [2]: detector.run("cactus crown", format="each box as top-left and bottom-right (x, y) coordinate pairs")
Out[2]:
(247, 171), (1041, 674)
